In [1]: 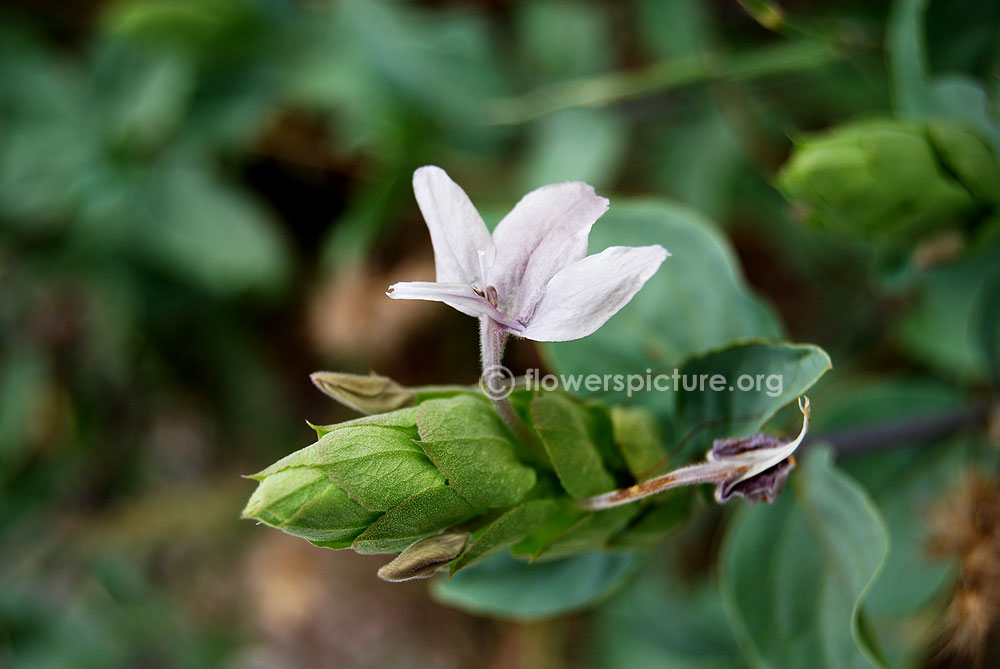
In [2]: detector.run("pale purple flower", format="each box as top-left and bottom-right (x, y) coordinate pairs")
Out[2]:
(581, 397), (812, 510)
(386, 166), (669, 343)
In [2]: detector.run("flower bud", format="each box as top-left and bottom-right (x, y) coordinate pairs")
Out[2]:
(243, 396), (536, 555)
(779, 119), (999, 240)
(377, 531), (470, 582)
(310, 371), (416, 415)
(241, 466), (380, 549)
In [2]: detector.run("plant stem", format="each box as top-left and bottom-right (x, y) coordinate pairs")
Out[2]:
(813, 403), (991, 456)
(479, 317), (520, 429)
(484, 39), (839, 125)
(479, 317), (547, 462)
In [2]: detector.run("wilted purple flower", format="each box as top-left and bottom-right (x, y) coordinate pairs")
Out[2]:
(386, 166), (669, 343)
(710, 433), (797, 503)
(581, 397), (811, 510)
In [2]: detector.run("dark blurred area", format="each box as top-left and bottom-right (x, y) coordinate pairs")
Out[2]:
(1, 0), (998, 667)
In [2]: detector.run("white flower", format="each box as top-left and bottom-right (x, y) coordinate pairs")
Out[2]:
(386, 166), (668, 342)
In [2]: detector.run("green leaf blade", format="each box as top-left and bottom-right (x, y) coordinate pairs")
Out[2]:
(676, 341), (831, 457)
(720, 449), (889, 668)
(531, 393), (617, 499)
(432, 551), (638, 620)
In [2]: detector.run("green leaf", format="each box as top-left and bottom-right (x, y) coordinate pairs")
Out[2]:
(592, 546), (743, 669)
(844, 438), (969, 667)
(432, 551), (638, 620)
(809, 378), (973, 666)
(351, 485), (476, 554)
(542, 200), (781, 411)
(318, 433), (444, 512)
(720, 449), (889, 668)
(607, 494), (693, 549)
(892, 243), (1000, 381)
(102, 0), (264, 57)
(648, 104), (747, 221)
(525, 506), (639, 561)
(244, 466), (327, 524)
(95, 44), (195, 151)
(927, 122), (1000, 205)
(676, 341), (832, 456)
(633, 0), (709, 60)
(609, 406), (669, 479)
(417, 395), (536, 510)
(887, 0), (1000, 149)
(531, 393), (617, 498)
(331, 0), (508, 125)
(507, 503), (582, 556)
(450, 499), (562, 574)
(136, 166), (290, 296)
(809, 377), (965, 437)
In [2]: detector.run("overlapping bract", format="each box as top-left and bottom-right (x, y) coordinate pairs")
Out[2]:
(242, 391), (685, 573)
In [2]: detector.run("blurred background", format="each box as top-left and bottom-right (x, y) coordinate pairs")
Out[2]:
(1, 0), (998, 667)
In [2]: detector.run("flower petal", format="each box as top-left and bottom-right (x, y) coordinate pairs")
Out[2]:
(711, 397), (811, 488)
(711, 397), (811, 503)
(413, 166), (495, 284)
(386, 281), (524, 331)
(715, 458), (794, 504)
(489, 182), (609, 316)
(518, 245), (668, 342)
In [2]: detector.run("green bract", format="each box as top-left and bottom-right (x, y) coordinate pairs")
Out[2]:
(243, 396), (536, 555)
(243, 337), (831, 586)
(242, 389), (695, 573)
(778, 118), (1000, 240)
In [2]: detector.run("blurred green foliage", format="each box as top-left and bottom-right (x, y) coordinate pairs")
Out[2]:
(1, 0), (999, 666)
(779, 119), (1000, 241)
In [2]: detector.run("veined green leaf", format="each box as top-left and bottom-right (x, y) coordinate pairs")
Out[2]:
(720, 449), (889, 668)
(432, 551), (638, 620)
(531, 393), (616, 499)
(810, 378), (974, 666)
(607, 494), (692, 549)
(592, 543), (743, 669)
(676, 341), (831, 457)
(528, 506), (639, 561)
(610, 406), (669, 479)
